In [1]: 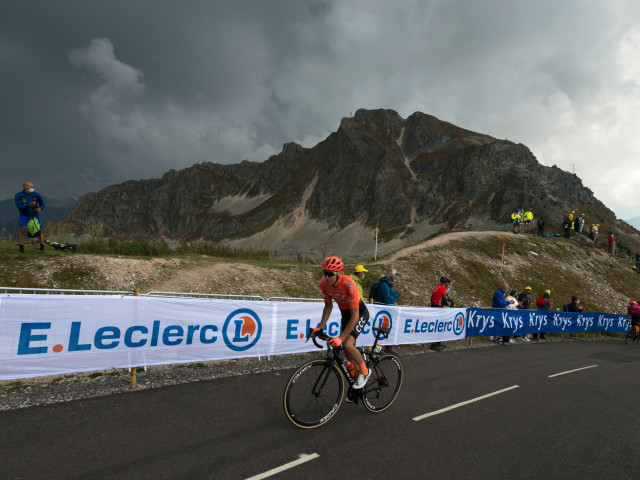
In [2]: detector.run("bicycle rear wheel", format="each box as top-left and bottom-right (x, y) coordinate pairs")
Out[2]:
(283, 359), (344, 429)
(362, 355), (403, 413)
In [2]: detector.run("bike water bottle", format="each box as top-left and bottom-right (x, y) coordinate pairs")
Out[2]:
(345, 361), (357, 379)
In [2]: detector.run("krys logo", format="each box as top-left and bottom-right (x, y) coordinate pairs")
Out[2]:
(222, 308), (262, 351)
(453, 312), (465, 336)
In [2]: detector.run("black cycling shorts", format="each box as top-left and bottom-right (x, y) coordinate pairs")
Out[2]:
(339, 300), (370, 340)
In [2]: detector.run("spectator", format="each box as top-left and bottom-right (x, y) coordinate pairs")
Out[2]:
(591, 224), (599, 243)
(562, 219), (571, 239)
(607, 235), (615, 253)
(429, 276), (454, 352)
(491, 282), (515, 344)
(511, 210), (522, 234)
(376, 267), (403, 353)
(506, 290), (518, 310)
(15, 180), (45, 252)
(517, 286), (532, 342)
(636, 252), (640, 271)
(505, 289), (518, 343)
(537, 216), (545, 236)
(517, 286), (532, 310)
(535, 289), (552, 339)
(523, 208), (533, 233)
(563, 296), (584, 340)
(568, 210), (575, 231)
(577, 213), (585, 233)
(348, 265), (368, 300)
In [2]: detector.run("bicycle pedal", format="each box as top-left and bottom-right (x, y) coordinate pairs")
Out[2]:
(346, 387), (360, 404)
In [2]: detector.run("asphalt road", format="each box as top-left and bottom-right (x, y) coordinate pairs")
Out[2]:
(2, 340), (639, 480)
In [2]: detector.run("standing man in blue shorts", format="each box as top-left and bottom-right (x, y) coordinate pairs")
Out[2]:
(15, 181), (45, 252)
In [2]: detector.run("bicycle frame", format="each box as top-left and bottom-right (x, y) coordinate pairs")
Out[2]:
(308, 327), (390, 394)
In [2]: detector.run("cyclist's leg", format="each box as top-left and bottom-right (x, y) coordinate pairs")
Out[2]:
(343, 336), (363, 367)
(340, 306), (370, 370)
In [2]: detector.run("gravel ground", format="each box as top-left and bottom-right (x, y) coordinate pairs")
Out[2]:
(0, 335), (611, 411)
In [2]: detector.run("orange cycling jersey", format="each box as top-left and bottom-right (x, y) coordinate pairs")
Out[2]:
(319, 274), (360, 310)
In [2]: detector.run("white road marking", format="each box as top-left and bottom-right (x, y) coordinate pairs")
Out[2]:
(548, 365), (598, 378)
(245, 453), (319, 480)
(413, 385), (519, 421)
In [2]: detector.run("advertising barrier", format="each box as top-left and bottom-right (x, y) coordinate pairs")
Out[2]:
(466, 308), (628, 337)
(0, 295), (467, 380)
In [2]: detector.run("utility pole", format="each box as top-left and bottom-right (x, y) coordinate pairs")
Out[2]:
(571, 163), (575, 174)
(374, 222), (378, 260)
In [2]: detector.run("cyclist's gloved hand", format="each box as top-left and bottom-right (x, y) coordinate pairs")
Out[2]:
(328, 337), (342, 348)
(310, 327), (322, 338)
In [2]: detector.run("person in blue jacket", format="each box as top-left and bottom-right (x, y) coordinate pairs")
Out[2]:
(375, 267), (403, 353)
(15, 180), (45, 252)
(491, 282), (515, 344)
(376, 268), (403, 305)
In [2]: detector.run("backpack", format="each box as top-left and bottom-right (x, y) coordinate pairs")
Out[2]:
(26, 217), (41, 237)
(368, 280), (381, 303)
(536, 296), (544, 308)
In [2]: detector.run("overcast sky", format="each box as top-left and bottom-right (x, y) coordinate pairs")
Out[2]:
(2, 0), (639, 219)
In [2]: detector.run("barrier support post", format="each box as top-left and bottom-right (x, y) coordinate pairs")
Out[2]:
(469, 337), (473, 347)
(130, 288), (140, 389)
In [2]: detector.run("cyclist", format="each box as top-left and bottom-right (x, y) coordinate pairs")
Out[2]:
(626, 300), (640, 337)
(311, 256), (371, 389)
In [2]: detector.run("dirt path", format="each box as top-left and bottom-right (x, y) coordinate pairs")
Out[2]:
(383, 231), (512, 263)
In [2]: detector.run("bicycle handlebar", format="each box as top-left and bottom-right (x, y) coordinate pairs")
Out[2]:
(306, 326), (391, 349)
(307, 328), (330, 349)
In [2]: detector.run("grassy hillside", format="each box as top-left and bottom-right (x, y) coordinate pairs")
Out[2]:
(1, 231), (639, 315)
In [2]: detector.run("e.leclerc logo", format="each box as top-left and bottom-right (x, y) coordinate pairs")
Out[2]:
(222, 308), (262, 351)
(453, 312), (465, 336)
(372, 310), (393, 331)
(17, 307), (263, 356)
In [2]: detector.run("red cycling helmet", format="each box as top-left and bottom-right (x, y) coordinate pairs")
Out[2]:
(630, 300), (638, 307)
(321, 256), (344, 272)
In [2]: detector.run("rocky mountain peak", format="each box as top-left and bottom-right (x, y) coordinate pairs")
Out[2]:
(63, 108), (640, 259)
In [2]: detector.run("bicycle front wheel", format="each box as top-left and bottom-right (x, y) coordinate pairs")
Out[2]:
(625, 328), (632, 345)
(362, 355), (403, 413)
(283, 359), (344, 429)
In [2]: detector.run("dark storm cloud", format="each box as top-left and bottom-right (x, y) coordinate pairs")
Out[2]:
(1, 0), (639, 218)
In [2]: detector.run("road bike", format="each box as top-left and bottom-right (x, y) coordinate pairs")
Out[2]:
(624, 322), (640, 345)
(283, 326), (403, 429)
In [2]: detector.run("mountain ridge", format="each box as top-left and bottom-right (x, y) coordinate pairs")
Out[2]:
(61, 108), (640, 259)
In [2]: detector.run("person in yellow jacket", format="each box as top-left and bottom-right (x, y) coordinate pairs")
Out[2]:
(349, 265), (368, 300)
(511, 210), (522, 233)
(523, 208), (533, 233)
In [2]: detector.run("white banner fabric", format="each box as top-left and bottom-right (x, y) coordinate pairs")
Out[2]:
(0, 295), (466, 380)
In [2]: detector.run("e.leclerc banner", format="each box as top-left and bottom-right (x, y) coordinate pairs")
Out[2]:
(0, 295), (467, 380)
(466, 307), (628, 337)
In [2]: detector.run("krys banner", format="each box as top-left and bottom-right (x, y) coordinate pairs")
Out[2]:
(466, 308), (628, 337)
